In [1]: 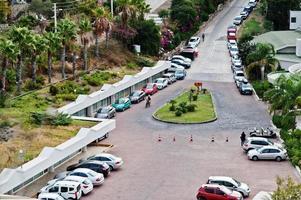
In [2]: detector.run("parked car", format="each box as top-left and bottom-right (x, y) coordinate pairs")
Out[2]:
(233, 16), (243, 25)
(66, 160), (110, 177)
(53, 171), (70, 180)
(233, 70), (245, 82)
(231, 55), (242, 65)
(188, 36), (201, 47)
(253, 191), (272, 200)
(171, 55), (192, 64)
(227, 39), (237, 49)
(248, 0), (257, 8)
(154, 78), (168, 90)
(242, 137), (282, 152)
(180, 48), (198, 61)
(196, 184), (243, 200)
(231, 62), (242, 72)
(243, 5), (253, 13)
(227, 32), (236, 41)
(112, 97), (131, 112)
(227, 25), (237, 34)
(162, 73), (177, 84)
(142, 83), (158, 95)
(240, 10), (249, 19)
(38, 193), (65, 200)
(95, 105), (116, 119)
(171, 59), (191, 69)
(207, 176), (251, 197)
(235, 76), (248, 88)
(183, 45), (199, 57)
(239, 80), (253, 95)
(247, 146), (287, 161)
(167, 63), (185, 73)
(69, 168), (104, 185)
(39, 180), (82, 200)
(229, 45), (239, 57)
(129, 90), (146, 103)
(64, 176), (93, 195)
(86, 153), (124, 170)
(175, 69), (187, 80)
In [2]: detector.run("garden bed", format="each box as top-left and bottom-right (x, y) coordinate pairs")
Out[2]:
(153, 90), (216, 124)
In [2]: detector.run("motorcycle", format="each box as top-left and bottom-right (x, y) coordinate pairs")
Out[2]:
(249, 127), (277, 138)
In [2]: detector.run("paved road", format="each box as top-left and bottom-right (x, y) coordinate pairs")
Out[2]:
(85, 0), (301, 199)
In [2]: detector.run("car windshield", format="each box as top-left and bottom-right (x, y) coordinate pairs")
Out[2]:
(190, 38), (196, 42)
(235, 16), (241, 20)
(155, 79), (164, 83)
(115, 98), (125, 104)
(236, 72), (244, 76)
(242, 84), (250, 89)
(100, 107), (110, 113)
(175, 70), (183, 75)
(230, 46), (238, 51)
(146, 84), (153, 89)
(233, 179), (241, 186)
(220, 186), (232, 195)
(87, 172), (96, 177)
(131, 92), (140, 97)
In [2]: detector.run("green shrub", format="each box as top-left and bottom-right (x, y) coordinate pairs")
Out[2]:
(175, 109), (182, 117)
(135, 57), (155, 67)
(49, 85), (58, 96)
(158, 9), (169, 18)
(178, 102), (187, 113)
(30, 112), (48, 125)
(192, 95), (198, 101)
(252, 80), (272, 99)
(0, 120), (11, 128)
(0, 91), (7, 108)
(272, 114), (296, 130)
(51, 113), (72, 126)
(55, 93), (77, 101)
(169, 105), (176, 111)
(24, 80), (43, 91)
(127, 62), (138, 69)
(83, 71), (116, 86)
(187, 104), (197, 112)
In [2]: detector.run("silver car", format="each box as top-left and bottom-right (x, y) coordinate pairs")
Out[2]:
(242, 137), (282, 152)
(247, 146), (287, 161)
(163, 73), (177, 84)
(95, 106), (116, 119)
(87, 153), (124, 171)
(207, 176), (251, 197)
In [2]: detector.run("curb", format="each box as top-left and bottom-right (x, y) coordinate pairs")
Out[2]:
(152, 90), (217, 125)
(295, 166), (301, 180)
(252, 88), (262, 101)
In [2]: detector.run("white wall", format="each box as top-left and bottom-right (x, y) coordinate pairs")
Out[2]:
(0, 119), (115, 194)
(290, 11), (301, 30)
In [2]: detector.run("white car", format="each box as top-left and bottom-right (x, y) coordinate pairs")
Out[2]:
(38, 193), (65, 200)
(87, 153), (124, 170)
(233, 70), (245, 82)
(168, 63), (185, 73)
(39, 180), (82, 200)
(233, 16), (243, 25)
(171, 55), (192, 64)
(207, 176), (251, 197)
(229, 45), (239, 57)
(69, 168), (104, 186)
(188, 36), (201, 47)
(232, 55), (242, 65)
(227, 39), (237, 49)
(154, 78), (168, 90)
(163, 73), (177, 84)
(242, 137), (283, 152)
(240, 10), (248, 19)
(64, 176), (93, 195)
(248, 146), (287, 161)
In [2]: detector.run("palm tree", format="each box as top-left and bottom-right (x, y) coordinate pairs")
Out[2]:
(57, 18), (77, 79)
(9, 27), (32, 94)
(0, 39), (19, 92)
(133, 0), (151, 20)
(92, 7), (112, 57)
(44, 32), (61, 83)
(116, 0), (138, 27)
(28, 34), (47, 83)
(264, 74), (301, 115)
(246, 43), (279, 81)
(79, 18), (92, 72)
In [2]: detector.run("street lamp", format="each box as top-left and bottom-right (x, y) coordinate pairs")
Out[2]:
(111, 0), (114, 17)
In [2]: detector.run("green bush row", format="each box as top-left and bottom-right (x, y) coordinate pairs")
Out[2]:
(82, 71), (118, 87)
(30, 112), (72, 126)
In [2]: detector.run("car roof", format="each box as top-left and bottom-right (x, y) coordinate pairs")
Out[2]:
(260, 145), (280, 150)
(235, 70), (244, 74)
(156, 78), (165, 80)
(54, 180), (81, 186)
(73, 168), (94, 173)
(163, 73), (173, 76)
(208, 176), (234, 182)
(82, 160), (104, 165)
(64, 175), (86, 182)
(247, 137), (268, 141)
(201, 184), (224, 189)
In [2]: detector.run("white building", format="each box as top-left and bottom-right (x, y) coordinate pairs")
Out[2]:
(290, 11), (301, 30)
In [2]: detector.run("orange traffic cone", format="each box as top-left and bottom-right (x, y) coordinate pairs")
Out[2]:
(190, 135), (193, 142)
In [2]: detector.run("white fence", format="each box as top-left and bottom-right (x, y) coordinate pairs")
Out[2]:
(58, 60), (170, 116)
(0, 119), (115, 194)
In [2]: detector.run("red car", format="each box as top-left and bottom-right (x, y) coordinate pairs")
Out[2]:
(142, 83), (158, 95)
(196, 184), (242, 200)
(227, 32), (236, 41)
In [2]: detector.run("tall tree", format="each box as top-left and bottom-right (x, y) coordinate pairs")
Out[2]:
(132, 0), (151, 20)
(272, 177), (301, 200)
(44, 32), (61, 83)
(57, 18), (77, 79)
(0, 39), (19, 92)
(9, 27), (32, 94)
(116, 0), (138, 27)
(246, 43), (278, 81)
(78, 18), (92, 72)
(28, 34), (47, 83)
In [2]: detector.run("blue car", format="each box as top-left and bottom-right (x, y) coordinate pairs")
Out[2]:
(112, 97), (131, 111)
(175, 69), (187, 80)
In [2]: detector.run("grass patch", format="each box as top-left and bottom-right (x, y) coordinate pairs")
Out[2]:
(154, 91), (216, 123)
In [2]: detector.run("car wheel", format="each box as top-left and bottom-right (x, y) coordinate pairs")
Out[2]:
(113, 112), (116, 117)
(109, 165), (114, 171)
(276, 156), (282, 162)
(252, 156), (258, 161)
(239, 191), (245, 198)
(122, 107), (125, 111)
(105, 133), (109, 138)
(198, 197), (206, 200)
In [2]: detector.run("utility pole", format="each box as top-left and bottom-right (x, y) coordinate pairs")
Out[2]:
(53, 3), (57, 32)
(110, 0), (113, 17)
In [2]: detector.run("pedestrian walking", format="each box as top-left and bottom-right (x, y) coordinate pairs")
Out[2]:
(145, 95), (151, 108)
(240, 131), (246, 146)
(202, 33), (205, 42)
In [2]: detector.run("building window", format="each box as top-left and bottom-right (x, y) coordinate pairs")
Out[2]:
(291, 17), (296, 23)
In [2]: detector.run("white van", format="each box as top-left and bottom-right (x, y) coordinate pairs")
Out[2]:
(39, 180), (82, 200)
(38, 193), (65, 200)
